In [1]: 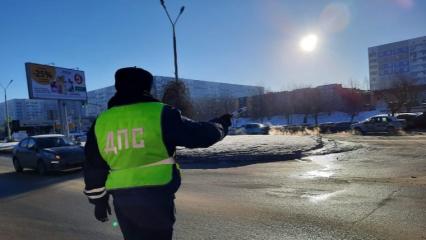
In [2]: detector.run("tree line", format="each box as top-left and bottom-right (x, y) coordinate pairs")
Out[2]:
(161, 77), (423, 123)
(243, 86), (368, 124)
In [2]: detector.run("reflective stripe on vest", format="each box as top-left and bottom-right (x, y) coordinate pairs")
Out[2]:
(94, 102), (173, 190)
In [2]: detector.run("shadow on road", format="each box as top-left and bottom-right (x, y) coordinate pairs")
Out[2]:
(0, 159), (82, 199)
(0, 150), (305, 199)
(178, 151), (303, 169)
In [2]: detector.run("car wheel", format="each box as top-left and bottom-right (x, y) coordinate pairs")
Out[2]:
(387, 126), (397, 135)
(37, 160), (47, 175)
(353, 128), (364, 135)
(13, 157), (23, 173)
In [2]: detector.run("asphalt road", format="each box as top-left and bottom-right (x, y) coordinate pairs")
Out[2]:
(0, 134), (425, 240)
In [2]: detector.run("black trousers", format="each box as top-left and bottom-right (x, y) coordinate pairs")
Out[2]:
(113, 193), (175, 240)
(112, 166), (180, 240)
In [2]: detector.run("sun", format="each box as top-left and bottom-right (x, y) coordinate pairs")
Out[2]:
(299, 34), (318, 52)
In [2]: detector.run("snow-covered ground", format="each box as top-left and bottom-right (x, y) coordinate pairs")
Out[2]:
(233, 110), (389, 127)
(177, 135), (321, 164)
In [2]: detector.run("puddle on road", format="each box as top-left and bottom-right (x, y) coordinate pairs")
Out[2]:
(302, 190), (345, 203)
(292, 154), (348, 203)
(270, 153), (349, 203)
(298, 154), (341, 179)
(266, 188), (346, 203)
(304, 169), (334, 178)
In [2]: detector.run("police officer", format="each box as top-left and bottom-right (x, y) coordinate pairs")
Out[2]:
(83, 67), (232, 240)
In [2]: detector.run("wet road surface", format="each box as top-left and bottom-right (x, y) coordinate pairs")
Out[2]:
(0, 134), (425, 239)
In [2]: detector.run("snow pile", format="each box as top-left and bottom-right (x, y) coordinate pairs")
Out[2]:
(177, 135), (321, 164)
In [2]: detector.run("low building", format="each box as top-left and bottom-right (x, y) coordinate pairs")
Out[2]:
(238, 84), (371, 120)
(84, 76), (264, 118)
(0, 76), (263, 135)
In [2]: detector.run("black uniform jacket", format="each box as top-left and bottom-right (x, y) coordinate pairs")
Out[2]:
(83, 93), (227, 204)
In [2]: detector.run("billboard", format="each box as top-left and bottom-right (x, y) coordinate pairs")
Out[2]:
(25, 62), (87, 101)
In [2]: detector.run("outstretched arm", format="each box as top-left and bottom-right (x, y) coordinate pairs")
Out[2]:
(162, 105), (231, 149)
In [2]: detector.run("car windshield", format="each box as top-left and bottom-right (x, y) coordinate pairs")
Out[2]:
(36, 137), (75, 148)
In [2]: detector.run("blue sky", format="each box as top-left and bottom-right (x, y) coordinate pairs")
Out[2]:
(1, 0), (425, 99)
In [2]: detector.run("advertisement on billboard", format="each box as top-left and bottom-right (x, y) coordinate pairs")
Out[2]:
(25, 63), (87, 101)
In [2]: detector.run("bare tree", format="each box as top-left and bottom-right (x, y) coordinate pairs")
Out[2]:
(262, 92), (278, 119)
(247, 94), (265, 120)
(382, 76), (419, 115)
(219, 94), (239, 115)
(292, 88), (311, 124)
(191, 98), (210, 120)
(192, 95), (238, 121)
(162, 80), (193, 117)
(282, 92), (294, 125)
(309, 88), (324, 125)
(341, 88), (365, 122)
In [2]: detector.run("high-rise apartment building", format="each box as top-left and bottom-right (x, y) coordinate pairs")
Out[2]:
(369, 36), (426, 90)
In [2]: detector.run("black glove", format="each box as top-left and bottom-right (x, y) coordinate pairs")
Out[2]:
(211, 114), (233, 135)
(94, 196), (111, 222)
(217, 114), (233, 129)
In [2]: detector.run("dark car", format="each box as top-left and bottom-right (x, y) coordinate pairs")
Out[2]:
(319, 122), (352, 133)
(334, 122), (352, 132)
(12, 134), (85, 175)
(239, 123), (270, 135)
(414, 112), (426, 129)
(396, 113), (418, 130)
(319, 122), (335, 133)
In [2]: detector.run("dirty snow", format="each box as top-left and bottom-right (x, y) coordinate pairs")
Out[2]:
(177, 135), (321, 164)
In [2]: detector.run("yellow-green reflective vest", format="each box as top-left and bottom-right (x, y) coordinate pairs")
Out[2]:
(95, 102), (173, 190)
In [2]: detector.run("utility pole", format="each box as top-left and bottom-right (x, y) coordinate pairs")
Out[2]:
(0, 80), (13, 141)
(160, 0), (185, 82)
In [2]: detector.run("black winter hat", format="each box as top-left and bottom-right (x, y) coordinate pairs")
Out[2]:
(114, 67), (153, 93)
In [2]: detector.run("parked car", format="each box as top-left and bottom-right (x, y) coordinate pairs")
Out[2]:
(414, 112), (426, 129)
(351, 115), (405, 135)
(69, 132), (87, 144)
(396, 113), (418, 130)
(319, 122), (335, 133)
(240, 123), (270, 135)
(334, 122), (352, 132)
(12, 134), (85, 175)
(319, 122), (352, 133)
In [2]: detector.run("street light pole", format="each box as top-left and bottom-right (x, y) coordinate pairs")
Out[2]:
(160, 0), (185, 82)
(172, 26), (178, 82)
(0, 80), (13, 141)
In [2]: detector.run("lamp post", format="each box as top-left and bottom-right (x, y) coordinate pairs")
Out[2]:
(0, 80), (13, 141)
(160, 0), (185, 82)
